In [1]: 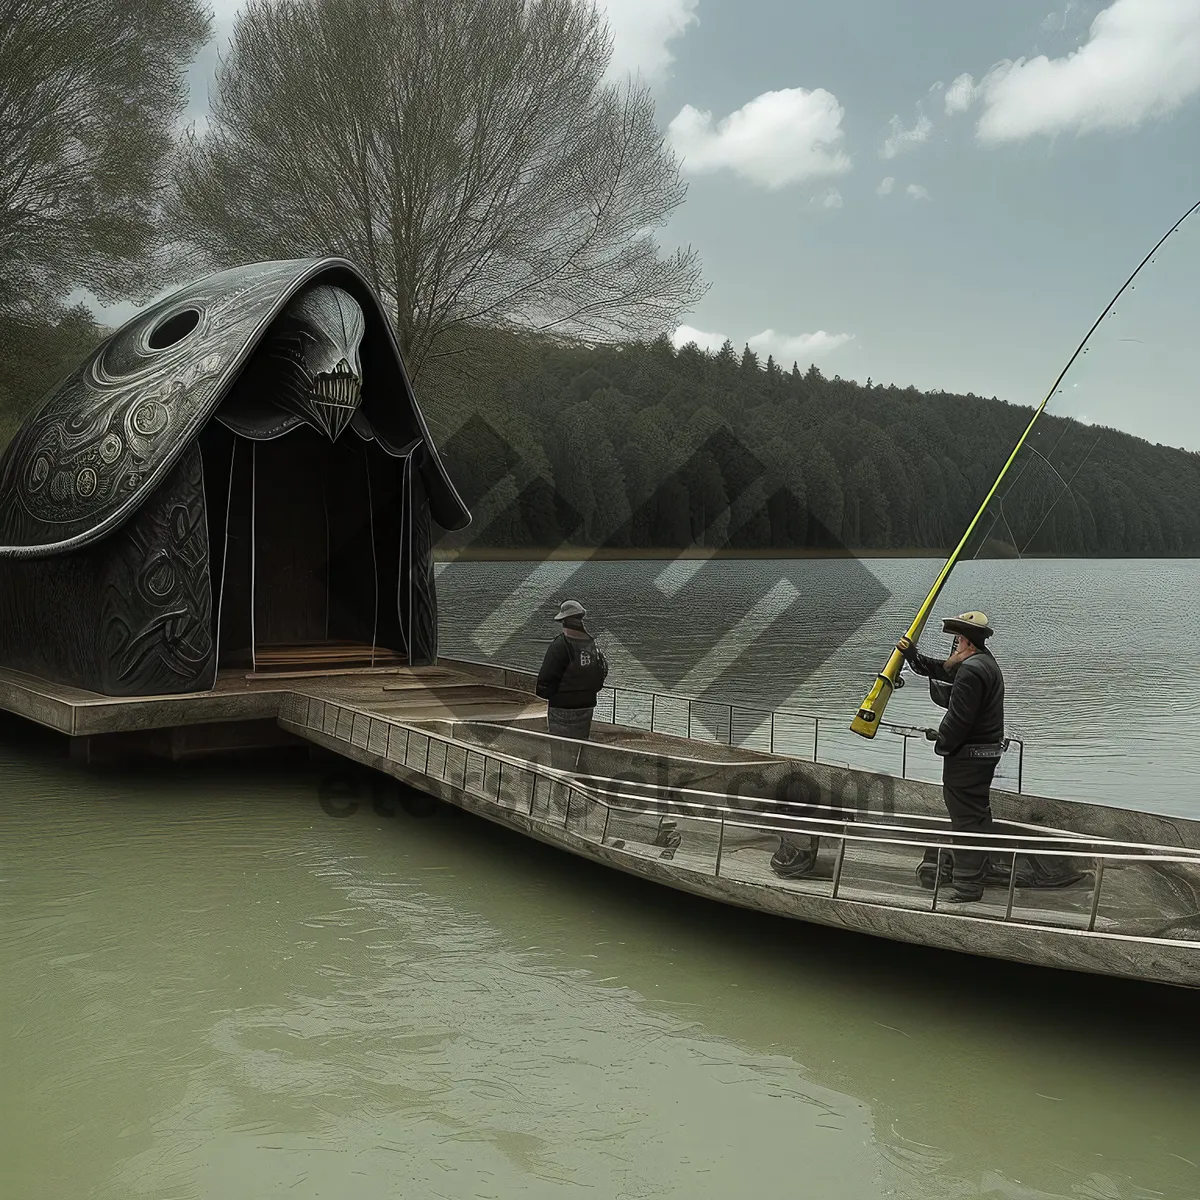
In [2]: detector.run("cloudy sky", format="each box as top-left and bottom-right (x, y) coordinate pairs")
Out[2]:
(174, 0), (1200, 449)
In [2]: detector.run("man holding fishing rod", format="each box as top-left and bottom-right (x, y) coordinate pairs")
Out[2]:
(897, 612), (1005, 903)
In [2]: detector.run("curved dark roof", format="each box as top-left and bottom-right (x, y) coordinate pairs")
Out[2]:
(0, 258), (470, 557)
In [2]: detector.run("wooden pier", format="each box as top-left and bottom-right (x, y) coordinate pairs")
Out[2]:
(0, 659), (543, 762)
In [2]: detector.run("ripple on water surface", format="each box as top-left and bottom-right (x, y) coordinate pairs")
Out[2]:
(1, 733), (1199, 1199)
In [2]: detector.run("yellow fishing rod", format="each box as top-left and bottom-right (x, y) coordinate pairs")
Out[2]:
(851, 195), (1200, 739)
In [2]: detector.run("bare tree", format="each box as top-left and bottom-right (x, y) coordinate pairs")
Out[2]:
(169, 0), (706, 381)
(0, 0), (211, 313)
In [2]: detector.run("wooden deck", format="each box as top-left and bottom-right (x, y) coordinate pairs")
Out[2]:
(0, 662), (543, 741)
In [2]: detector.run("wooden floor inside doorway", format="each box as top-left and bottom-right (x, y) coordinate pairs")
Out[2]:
(253, 641), (407, 673)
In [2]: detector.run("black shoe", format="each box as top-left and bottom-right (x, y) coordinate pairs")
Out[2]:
(917, 853), (953, 890)
(771, 841), (818, 879)
(653, 820), (682, 849)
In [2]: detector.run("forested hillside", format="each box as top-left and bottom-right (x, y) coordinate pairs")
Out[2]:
(3, 322), (1199, 556)
(424, 334), (1200, 557)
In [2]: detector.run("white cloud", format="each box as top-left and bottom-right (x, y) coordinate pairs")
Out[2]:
(671, 324), (728, 353)
(876, 176), (895, 196)
(820, 188), (844, 209)
(945, 72), (979, 115)
(671, 325), (855, 361)
(747, 329), (854, 360)
(974, 0), (1200, 141)
(599, 0), (699, 81)
(906, 183), (932, 200)
(881, 111), (933, 158)
(667, 87), (852, 188)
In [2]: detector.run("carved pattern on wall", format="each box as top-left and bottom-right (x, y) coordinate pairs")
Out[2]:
(98, 442), (214, 694)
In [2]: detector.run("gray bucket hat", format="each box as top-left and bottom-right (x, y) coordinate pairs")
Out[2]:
(553, 599), (586, 622)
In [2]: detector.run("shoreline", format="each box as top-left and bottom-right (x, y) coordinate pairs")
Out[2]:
(434, 546), (946, 562)
(433, 546), (1200, 562)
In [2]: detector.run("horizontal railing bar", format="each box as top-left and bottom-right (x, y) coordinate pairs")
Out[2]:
(578, 773), (1088, 838)
(571, 777), (1194, 857)
(443, 656), (1025, 753)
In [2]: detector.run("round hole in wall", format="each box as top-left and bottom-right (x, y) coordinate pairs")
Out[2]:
(147, 308), (200, 350)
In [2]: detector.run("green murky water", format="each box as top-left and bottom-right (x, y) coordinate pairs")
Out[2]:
(2, 723), (1198, 1199)
(4, 558), (1200, 1197)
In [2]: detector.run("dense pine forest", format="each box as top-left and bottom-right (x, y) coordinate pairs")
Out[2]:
(425, 333), (1200, 557)
(4, 314), (1200, 556)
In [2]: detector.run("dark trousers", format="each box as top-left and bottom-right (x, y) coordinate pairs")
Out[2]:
(548, 705), (594, 740)
(923, 756), (998, 892)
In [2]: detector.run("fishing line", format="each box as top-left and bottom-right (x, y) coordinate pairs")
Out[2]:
(971, 410), (1079, 559)
(851, 194), (1200, 738)
(1017, 430), (1104, 556)
(971, 198), (1200, 561)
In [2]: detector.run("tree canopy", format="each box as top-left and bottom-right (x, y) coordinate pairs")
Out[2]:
(167, 0), (705, 386)
(0, 0), (210, 314)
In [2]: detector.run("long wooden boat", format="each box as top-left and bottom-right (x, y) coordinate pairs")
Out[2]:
(2, 653), (1196, 989)
(292, 656), (1200, 992)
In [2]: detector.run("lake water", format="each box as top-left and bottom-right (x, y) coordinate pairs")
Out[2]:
(2, 559), (1199, 1199)
(437, 557), (1200, 818)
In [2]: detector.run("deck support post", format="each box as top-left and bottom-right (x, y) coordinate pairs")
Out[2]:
(830, 830), (847, 898)
(1004, 854), (1019, 921)
(1087, 858), (1106, 932)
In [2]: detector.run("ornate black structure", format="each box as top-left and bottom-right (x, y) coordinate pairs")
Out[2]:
(0, 258), (470, 695)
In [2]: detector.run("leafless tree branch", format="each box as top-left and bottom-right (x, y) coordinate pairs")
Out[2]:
(165, 0), (706, 382)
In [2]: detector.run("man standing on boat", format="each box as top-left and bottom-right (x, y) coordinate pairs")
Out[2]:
(897, 612), (1005, 903)
(536, 600), (609, 740)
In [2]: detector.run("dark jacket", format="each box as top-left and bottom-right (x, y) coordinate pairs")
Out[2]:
(903, 646), (1004, 757)
(536, 626), (608, 709)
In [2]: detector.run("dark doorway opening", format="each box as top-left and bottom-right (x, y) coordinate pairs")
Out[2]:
(200, 422), (407, 674)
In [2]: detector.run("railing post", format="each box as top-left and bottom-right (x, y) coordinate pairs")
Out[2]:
(901, 735), (908, 780)
(770, 711), (776, 756)
(1004, 853), (1019, 921)
(715, 816), (726, 877)
(496, 758), (503, 805)
(602, 804), (611, 845)
(564, 787), (572, 829)
(1087, 858), (1106, 932)
(831, 831), (847, 898)
(650, 692), (656, 734)
(813, 717), (820, 762)
(1018, 742), (1025, 794)
(687, 701), (692, 740)
(728, 703), (734, 746)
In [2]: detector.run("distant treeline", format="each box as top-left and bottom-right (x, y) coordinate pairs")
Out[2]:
(428, 335), (1200, 557)
(4, 318), (1200, 556)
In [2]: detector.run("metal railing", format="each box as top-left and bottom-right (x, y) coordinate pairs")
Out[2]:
(287, 693), (1198, 947)
(593, 683), (1026, 794)
(442, 656), (1026, 793)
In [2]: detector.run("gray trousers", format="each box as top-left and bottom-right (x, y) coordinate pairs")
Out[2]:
(547, 706), (594, 740)
(921, 757), (998, 891)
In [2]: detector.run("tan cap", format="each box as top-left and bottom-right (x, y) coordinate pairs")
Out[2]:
(942, 611), (993, 641)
